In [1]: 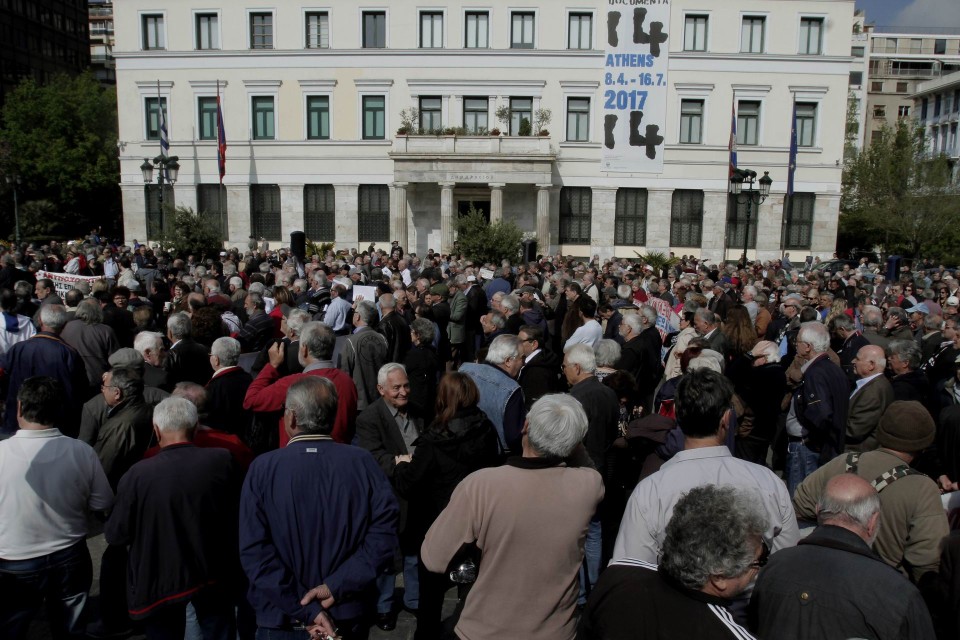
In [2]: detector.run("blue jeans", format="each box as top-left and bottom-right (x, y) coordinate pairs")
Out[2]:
(0, 540), (92, 640)
(375, 554), (419, 613)
(786, 440), (821, 496)
(578, 515), (602, 605)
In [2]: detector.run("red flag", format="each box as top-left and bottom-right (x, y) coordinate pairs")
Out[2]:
(216, 81), (226, 183)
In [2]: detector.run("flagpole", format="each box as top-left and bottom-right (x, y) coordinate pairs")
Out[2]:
(217, 79), (223, 241)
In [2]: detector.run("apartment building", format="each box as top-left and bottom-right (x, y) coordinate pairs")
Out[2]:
(114, 0), (853, 261)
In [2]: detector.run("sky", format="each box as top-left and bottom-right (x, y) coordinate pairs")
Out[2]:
(856, 0), (960, 30)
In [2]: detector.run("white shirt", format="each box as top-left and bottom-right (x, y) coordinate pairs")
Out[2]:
(612, 446), (799, 564)
(564, 319), (603, 352)
(851, 372), (884, 399)
(0, 429), (114, 560)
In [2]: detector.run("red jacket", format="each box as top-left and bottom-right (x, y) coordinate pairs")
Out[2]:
(243, 363), (358, 446)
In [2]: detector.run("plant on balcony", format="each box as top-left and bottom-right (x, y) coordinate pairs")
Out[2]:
(495, 105), (512, 130)
(534, 108), (552, 136)
(489, 128), (501, 136)
(518, 118), (532, 137)
(397, 107), (419, 135)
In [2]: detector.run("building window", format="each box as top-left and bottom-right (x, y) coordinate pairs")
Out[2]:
(252, 96), (275, 140)
(737, 100), (760, 146)
(870, 81), (883, 92)
(849, 72), (862, 85)
(559, 187), (591, 244)
(145, 184), (173, 238)
(198, 97), (217, 140)
(305, 11), (329, 49)
(420, 11), (442, 48)
(568, 13), (592, 50)
(195, 13), (218, 50)
(250, 12), (273, 49)
(954, 90), (959, 113)
(142, 14), (165, 50)
(896, 82), (908, 93)
(250, 184), (281, 241)
(511, 12), (535, 49)
(362, 95), (385, 139)
(935, 95), (942, 117)
(197, 184), (228, 238)
(566, 98), (590, 142)
(921, 98), (928, 119)
(851, 45), (864, 57)
(784, 193), (815, 250)
(362, 11), (386, 48)
(741, 16), (764, 53)
(463, 97), (488, 133)
(145, 97), (167, 141)
(510, 97), (532, 135)
(679, 99), (704, 144)
(465, 11), (489, 48)
(670, 190), (704, 247)
(799, 17), (823, 55)
(614, 188), (647, 245)
(909, 38), (922, 54)
(419, 96), (442, 132)
(726, 196), (757, 250)
(898, 105), (911, 118)
(935, 39), (947, 55)
(358, 185), (390, 241)
(684, 15), (708, 52)
(870, 130), (882, 144)
(884, 38), (898, 52)
(306, 96), (330, 140)
(796, 102), (816, 147)
(304, 185), (335, 241)
(873, 105), (886, 119)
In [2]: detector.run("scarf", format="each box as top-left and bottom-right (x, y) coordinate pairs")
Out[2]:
(3, 311), (19, 333)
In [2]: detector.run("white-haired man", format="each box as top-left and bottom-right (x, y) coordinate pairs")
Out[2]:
(460, 334), (526, 453)
(422, 394), (603, 640)
(206, 337), (254, 438)
(134, 331), (171, 391)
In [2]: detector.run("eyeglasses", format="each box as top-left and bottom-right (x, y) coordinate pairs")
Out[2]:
(749, 540), (771, 569)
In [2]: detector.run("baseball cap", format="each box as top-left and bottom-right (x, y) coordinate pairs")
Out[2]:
(906, 302), (930, 314)
(947, 296), (959, 307)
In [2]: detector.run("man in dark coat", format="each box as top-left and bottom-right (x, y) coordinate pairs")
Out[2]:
(105, 396), (241, 638)
(377, 293), (411, 364)
(616, 310), (663, 406)
(830, 314), (870, 383)
(355, 363), (424, 630)
(517, 325), (562, 409)
(134, 330), (172, 392)
(206, 337), (254, 437)
(237, 292), (274, 354)
(463, 275), (487, 364)
(164, 312), (213, 386)
(845, 345), (894, 452)
(0, 303), (87, 436)
(749, 474), (935, 640)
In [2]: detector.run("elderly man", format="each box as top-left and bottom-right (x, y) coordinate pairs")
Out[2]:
(887, 339), (932, 406)
(377, 293), (411, 363)
(614, 368), (798, 563)
(61, 298), (121, 393)
(794, 401), (948, 585)
(321, 283), (352, 336)
(750, 474), (935, 639)
(105, 397), (241, 639)
(355, 363), (425, 630)
(459, 334), (526, 453)
(735, 340), (788, 465)
(861, 304), (891, 351)
(164, 312), (213, 386)
(206, 336), (254, 438)
(517, 324), (562, 409)
(829, 314), (869, 382)
(245, 321), (358, 448)
(0, 304), (87, 436)
(240, 377), (398, 639)
(480, 310), (507, 346)
(422, 394), (604, 640)
(617, 307), (663, 403)
(500, 294), (524, 335)
(694, 306), (728, 355)
(34, 277), (62, 308)
(338, 300), (388, 411)
(0, 377), (114, 640)
(87, 367), (155, 490)
(784, 321), (850, 494)
(133, 331), (171, 391)
(846, 345), (895, 452)
(237, 291), (274, 354)
(581, 486), (765, 640)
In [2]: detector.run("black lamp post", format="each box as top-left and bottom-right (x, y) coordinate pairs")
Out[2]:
(729, 168), (773, 265)
(5, 175), (20, 247)
(140, 154), (180, 214)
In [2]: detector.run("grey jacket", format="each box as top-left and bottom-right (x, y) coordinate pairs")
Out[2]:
(338, 327), (388, 411)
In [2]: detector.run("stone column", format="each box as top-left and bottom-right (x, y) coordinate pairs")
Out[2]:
(392, 182), (409, 249)
(279, 184), (303, 240)
(226, 185), (251, 247)
(536, 183), (552, 253)
(334, 183), (359, 250)
(644, 189), (673, 254)
(590, 187), (617, 259)
(489, 183), (505, 223)
(439, 181), (456, 254)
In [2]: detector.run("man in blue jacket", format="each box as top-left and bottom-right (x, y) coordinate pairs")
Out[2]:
(240, 376), (398, 639)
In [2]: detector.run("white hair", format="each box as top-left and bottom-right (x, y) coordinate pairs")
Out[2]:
(211, 337), (241, 366)
(134, 331), (164, 356)
(153, 396), (199, 433)
(638, 305), (657, 326)
(595, 339), (622, 368)
(798, 321), (831, 353)
(526, 394), (589, 458)
(377, 362), (406, 387)
(500, 294), (519, 314)
(622, 313), (643, 334)
(564, 343), (597, 372)
(485, 334), (522, 364)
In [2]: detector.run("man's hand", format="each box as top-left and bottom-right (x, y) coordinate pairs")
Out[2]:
(395, 454), (412, 465)
(306, 611), (337, 639)
(301, 583), (336, 609)
(268, 341), (285, 368)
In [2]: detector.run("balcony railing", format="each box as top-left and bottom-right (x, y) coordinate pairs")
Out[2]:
(871, 44), (959, 55)
(392, 134), (553, 155)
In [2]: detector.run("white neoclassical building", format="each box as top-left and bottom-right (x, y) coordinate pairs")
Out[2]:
(114, 0), (853, 261)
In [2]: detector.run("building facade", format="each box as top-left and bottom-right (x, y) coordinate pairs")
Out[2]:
(115, 0), (853, 261)
(913, 70), (960, 180)
(89, 0), (115, 85)
(865, 28), (960, 145)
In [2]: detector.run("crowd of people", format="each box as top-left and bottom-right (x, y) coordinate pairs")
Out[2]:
(0, 236), (959, 640)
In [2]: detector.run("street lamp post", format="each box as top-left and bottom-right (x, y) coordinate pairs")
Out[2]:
(729, 168), (773, 265)
(5, 175), (21, 247)
(140, 155), (180, 236)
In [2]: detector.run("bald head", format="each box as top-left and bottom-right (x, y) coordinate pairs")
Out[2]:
(853, 345), (886, 379)
(816, 474), (881, 544)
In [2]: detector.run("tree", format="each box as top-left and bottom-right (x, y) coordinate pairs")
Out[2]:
(155, 207), (224, 259)
(0, 72), (120, 238)
(840, 118), (960, 259)
(17, 200), (74, 242)
(455, 205), (524, 265)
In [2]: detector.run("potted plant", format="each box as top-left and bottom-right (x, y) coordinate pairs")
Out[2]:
(495, 105), (512, 134)
(489, 127), (501, 136)
(534, 108), (552, 137)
